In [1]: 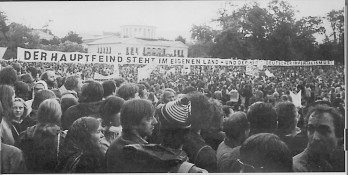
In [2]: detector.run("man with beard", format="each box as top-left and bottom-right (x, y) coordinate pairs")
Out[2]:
(40, 70), (57, 90)
(293, 105), (345, 172)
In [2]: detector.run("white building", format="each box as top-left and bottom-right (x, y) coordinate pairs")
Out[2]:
(87, 25), (188, 57)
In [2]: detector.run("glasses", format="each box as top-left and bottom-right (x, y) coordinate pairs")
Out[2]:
(236, 159), (264, 172)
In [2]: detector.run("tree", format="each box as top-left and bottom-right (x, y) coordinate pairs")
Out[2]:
(61, 31), (83, 44)
(175, 35), (186, 44)
(326, 9), (344, 44)
(0, 11), (9, 45)
(3, 22), (40, 59)
(190, 25), (216, 43)
(40, 40), (86, 53)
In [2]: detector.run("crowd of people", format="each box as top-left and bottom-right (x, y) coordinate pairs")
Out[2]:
(0, 59), (345, 173)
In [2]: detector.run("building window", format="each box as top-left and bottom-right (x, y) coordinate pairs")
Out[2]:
(163, 49), (166, 55)
(109, 47), (111, 54)
(126, 47), (129, 55)
(131, 47), (134, 55)
(136, 48), (138, 54)
(174, 50), (176, 56)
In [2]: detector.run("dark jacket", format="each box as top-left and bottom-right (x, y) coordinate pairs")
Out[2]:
(183, 131), (218, 173)
(16, 124), (65, 173)
(1, 143), (27, 173)
(62, 101), (103, 130)
(106, 130), (148, 173)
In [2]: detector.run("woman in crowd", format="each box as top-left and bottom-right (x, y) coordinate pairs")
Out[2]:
(11, 97), (28, 142)
(16, 99), (65, 173)
(56, 117), (105, 173)
(0, 84), (16, 145)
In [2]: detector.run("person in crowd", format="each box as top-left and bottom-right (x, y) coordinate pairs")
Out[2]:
(10, 98), (28, 142)
(1, 102), (27, 173)
(40, 70), (57, 90)
(16, 99), (66, 173)
(14, 81), (30, 101)
(113, 77), (126, 88)
(20, 89), (57, 130)
(55, 117), (105, 173)
(25, 80), (48, 114)
(137, 83), (148, 99)
(222, 105), (234, 118)
(106, 99), (158, 172)
(56, 76), (65, 88)
(62, 81), (104, 130)
(293, 105), (345, 172)
(59, 75), (82, 102)
(237, 133), (293, 172)
(275, 101), (306, 156)
(26, 67), (38, 82)
(116, 82), (139, 101)
(160, 88), (176, 104)
(0, 65), (18, 86)
(0, 85), (16, 145)
(182, 92), (218, 173)
(99, 96), (125, 145)
(217, 112), (250, 172)
(102, 80), (117, 99)
(201, 98), (225, 151)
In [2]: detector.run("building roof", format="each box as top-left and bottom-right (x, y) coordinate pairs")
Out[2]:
(88, 36), (188, 48)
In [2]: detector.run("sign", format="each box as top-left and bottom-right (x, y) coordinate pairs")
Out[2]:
(17, 47), (335, 66)
(0, 47), (7, 60)
(246, 64), (259, 77)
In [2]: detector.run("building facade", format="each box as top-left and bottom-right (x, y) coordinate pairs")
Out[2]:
(87, 25), (188, 57)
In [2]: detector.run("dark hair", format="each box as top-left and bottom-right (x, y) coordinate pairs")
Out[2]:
(182, 86), (196, 94)
(26, 67), (37, 79)
(222, 105), (233, 117)
(61, 97), (78, 114)
(14, 81), (30, 101)
(102, 80), (116, 98)
(185, 92), (214, 131)
(223, 112), (250, 140)
(138, 81), (150, 90)
(113, 77), (126, 87)
(305, 105), (344, 138)
(20, 73), (34, 84)
(0, 101), (3, 122)
(0, 85), (14, 121)
(32, 89), (56, 110)
(0, 66), (18, 86)
(275, 102), (297, 136)
(120, 99), (154, 130)
(117, 83), (139, 101)
(240, 133), (293, 172)
(12, 63), (21, 73)
(247, 102), (277, 135)
(64, 75), (80, 90)
(100, 96), (125, 126)
(79, 81), (104, 103)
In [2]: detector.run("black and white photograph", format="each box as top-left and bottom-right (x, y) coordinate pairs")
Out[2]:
(0, 0), (346, 173)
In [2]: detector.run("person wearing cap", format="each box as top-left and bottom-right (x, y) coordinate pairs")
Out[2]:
(25, 80), (48, 115)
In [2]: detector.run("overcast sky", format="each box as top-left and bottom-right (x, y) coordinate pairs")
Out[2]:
(0, 0), (345, 42)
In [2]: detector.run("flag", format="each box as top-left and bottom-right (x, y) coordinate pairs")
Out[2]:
(0, 47), (7, 60)
(290, 90), (302, 107)
(265, 69), (275, 77)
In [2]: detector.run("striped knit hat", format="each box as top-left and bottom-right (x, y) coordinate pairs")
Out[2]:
(161, 97), (191, 128)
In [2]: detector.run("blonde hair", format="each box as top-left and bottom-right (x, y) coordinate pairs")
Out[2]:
(37, 98), (62, 125)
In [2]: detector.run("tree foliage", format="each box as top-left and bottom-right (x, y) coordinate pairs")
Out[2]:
(61, 31), (83, 44)
(175, 35), (186, 44)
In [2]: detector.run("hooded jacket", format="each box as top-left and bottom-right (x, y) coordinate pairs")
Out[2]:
(16, 124), (65, 173)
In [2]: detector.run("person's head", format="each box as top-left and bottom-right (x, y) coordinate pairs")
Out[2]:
(158, 97), (191, 149)
(32, 89), (56, 110)
(117, 83), (139, 101)
(113, 77), (126, 87)
(120, 99), (157, 138)
(185, 92), (214, 131)
(79, 81), (104, 103)
(37, 98), (61, 125)
(60, 97), (78, 114)
(20, 73), (34, 85)
(239, 133), (293, 172)
(208, 98), (224, 130)
(137, 83), (148, 99)
(223, 112), (250, 143)
(102, 80), (117, 98)
(14, 81), (30, 101)
(56, 76), (65, 88)
(161, 88), (176, 103)
(12, 63), (21, 74)
(40, 70), (56, 84)
(182, 86), (196, 94)
(33, 80), (48, 96)
(247, 102), (277, 135)
(0, 85), (15, 121)
(100, 96), (125, 127)
(64, 75), (83, 94)
(305, 105), (344, 155)
(222, 105), (234, 118)
(0, 66), (17, 86)
(65, 117), (104, 152)
(275, 102), (298, 136)
(26, 67), (38, 80)
(12, 98), (28, 122)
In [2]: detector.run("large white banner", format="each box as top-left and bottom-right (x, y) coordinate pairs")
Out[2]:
(17, 47), (335, 66)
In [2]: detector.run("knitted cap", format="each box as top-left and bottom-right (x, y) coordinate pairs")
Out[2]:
(161, 97), (191, 128)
